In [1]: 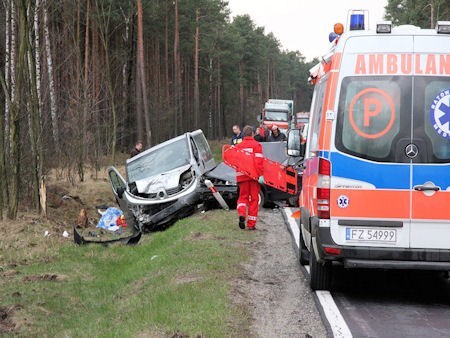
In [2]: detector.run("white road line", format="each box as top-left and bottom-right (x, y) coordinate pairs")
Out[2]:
(284, 207), (300, 248)
(316, 291), (353, 338)
(283, 207), (352, 338)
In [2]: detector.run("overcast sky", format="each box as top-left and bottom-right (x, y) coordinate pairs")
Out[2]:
(227, 0), (388, 61)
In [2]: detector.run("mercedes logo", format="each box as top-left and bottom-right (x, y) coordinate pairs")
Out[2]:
(405, 143), (418, 159)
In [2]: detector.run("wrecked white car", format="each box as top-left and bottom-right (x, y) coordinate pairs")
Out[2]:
(108, 130), (237, 232)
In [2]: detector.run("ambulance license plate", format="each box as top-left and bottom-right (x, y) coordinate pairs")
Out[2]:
(346, 228), (397, 243)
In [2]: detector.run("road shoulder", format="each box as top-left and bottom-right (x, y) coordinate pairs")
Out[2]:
(231, 208), (327, 337)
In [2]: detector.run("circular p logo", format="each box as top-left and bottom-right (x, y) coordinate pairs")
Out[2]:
(349, 88), (396, 139)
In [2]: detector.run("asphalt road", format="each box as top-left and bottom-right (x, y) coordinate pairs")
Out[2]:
(331, 266), (450, 337)
(283, 207), (450, 337)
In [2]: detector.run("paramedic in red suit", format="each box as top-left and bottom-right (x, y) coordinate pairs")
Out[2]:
(235, 125), (264, 230)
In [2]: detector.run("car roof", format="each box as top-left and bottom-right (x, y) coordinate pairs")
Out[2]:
(126, 130), (205, 164)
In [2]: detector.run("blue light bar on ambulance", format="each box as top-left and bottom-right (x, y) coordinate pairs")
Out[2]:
(350, 12), (365, 30)
(376, 21), (392, 34)
(436, 21), (450, 34)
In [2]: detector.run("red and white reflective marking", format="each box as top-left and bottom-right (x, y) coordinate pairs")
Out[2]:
(204, 179), (229, 211)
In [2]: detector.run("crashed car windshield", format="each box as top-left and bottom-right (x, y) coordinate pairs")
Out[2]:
(127, 138), (190, 182)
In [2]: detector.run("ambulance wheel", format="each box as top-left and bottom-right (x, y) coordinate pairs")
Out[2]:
(309, 243), (332, 291)
(298, 228), (309, 266)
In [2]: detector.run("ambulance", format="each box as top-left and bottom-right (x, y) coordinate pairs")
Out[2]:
(287, 16), (450, 290)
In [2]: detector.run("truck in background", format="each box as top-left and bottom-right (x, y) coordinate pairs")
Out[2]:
(260, 99), (294, 134)
(295, 111), (309, 129)
(295, 111), (310, 142)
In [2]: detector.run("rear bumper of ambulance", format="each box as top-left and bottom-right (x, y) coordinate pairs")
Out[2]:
(314, 224), (450, 271)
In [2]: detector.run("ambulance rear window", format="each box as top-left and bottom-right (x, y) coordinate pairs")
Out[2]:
(336, 76), (450, 163)
(414, 77), (450, 162)
(335, 76), (409, 162)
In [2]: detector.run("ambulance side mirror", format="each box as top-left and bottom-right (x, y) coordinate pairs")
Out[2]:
(287, 129), (304, 158)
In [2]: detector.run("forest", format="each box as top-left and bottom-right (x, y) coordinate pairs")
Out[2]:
(0, 0), (316, 219)
(0, 0), (449, 219)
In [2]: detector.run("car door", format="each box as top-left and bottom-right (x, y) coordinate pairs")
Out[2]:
(410, 38), (450, 249)
(107, 166), (129, 212)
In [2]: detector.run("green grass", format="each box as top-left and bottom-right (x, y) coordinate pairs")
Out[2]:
(208, 139), (228, 163)
(1, 210), (256, 336)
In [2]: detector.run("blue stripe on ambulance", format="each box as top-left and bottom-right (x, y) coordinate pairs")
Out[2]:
(319, 151), (410, 190)
(412, 164), (450, 189)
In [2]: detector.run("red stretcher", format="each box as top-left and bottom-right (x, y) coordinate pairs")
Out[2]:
(222, 145), (298, 195)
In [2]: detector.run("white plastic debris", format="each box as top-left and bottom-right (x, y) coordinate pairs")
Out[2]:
(62, 231), (69, 238)
(151, 255), (159, 261)
(44, 230), (49, 237)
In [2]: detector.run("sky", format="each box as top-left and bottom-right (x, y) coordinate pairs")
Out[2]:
(227, 0), (388, 61)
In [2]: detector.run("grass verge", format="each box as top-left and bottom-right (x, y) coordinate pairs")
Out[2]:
(1, 209), (256, 336)
(208, 139), (228, 163)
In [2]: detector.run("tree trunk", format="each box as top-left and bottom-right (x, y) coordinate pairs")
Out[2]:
(97, 0), (118, 162)
(7, 1), (16, 161)
(164, 0), (170, 105)
(430, 2), (435, 29)
(194, 8), (200, 129)
(208, 56), (213, 138)
(80, 0), (90, 181)
(1, 0), (11, 214)
(137, 0), (151, 147)
(43, 0), (59, 151)
(26, 3), (40, 211)
(266, 60), (270, 100)
(239, 61), (244, 126)
(217, 57), (222, 139)
(4, 1), (11, 161)
(120, 9), (130, 150)
(173, 0), (181, 135)
(34, 0), (43, 116)
(8, 0), (28, 220)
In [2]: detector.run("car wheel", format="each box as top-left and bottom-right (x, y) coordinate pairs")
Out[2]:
(258, 190), (265, 209)
(309, 241), (332, 291)
(288, 196), (299, 207)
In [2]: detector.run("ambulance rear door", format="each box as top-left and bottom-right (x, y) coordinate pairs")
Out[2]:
(410, 36), (450, 250)
(330, 34), (414, 249)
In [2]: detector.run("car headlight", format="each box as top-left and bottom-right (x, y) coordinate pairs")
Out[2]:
(180, 169), (194, 188)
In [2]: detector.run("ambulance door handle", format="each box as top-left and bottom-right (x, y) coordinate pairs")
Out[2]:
(413, 185), (440, 192)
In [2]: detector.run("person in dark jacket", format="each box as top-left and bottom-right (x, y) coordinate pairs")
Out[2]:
(235, 125), (264, 230)
(267, 125), (286, 142)
(130, 141), (143, 158)
(254, 126), (265, 142)
(231, 125), (244, 145)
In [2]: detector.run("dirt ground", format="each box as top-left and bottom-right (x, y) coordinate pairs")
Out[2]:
(232, 207), (327, 337)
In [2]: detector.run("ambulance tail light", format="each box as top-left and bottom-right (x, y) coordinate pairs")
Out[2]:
(436, 21), (450, 34)
(324, 247), (341, 256)
(317, 158), (331, 219)
(376, 21), (392, 34)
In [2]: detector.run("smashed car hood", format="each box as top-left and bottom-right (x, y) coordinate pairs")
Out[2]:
(134, 164), (192, 194)
(205, 162), (236, 183)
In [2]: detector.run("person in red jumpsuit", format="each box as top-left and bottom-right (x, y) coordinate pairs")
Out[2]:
(235, 125), (265, 230)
